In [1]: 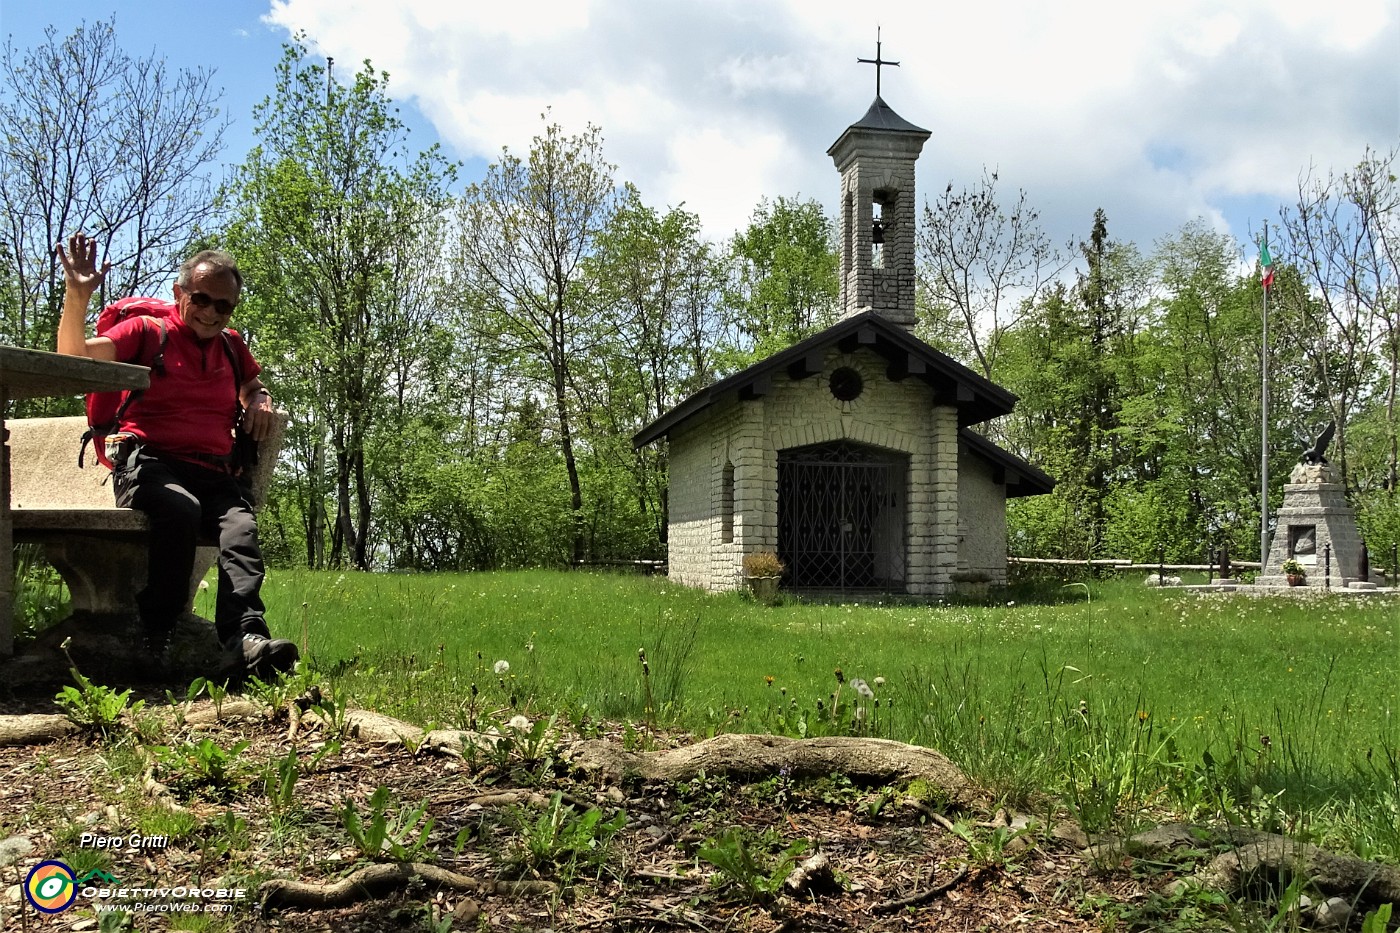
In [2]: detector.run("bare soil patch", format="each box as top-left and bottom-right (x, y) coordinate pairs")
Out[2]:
(0, 688), (1220, 931)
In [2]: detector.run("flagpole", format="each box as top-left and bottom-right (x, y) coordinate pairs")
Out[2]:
(1260, 221), (1271, 571)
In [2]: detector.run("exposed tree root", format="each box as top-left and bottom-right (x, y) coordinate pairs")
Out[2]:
(872, 862), (971, 914)
(0, 713), (78, 745)
(259, 861), (557, 912)
(184, 699), (263, 725)
(1184, 835), (1400, 908)
(565, 733), (979, 807)
(1120, 822), (1400, 909)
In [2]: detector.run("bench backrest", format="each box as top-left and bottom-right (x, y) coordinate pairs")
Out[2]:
(9, 414), (286, 510)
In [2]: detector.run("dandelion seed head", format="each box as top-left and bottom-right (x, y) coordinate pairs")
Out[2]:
(508, 715), (531, 731)
(0, 835), (32, 868)
(493, 659), (510, 675)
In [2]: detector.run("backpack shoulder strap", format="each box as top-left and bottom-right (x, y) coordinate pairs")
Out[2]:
(219, 331), (245, 391)
(144, 317), (169, 373)
(108, 318), (168, 425)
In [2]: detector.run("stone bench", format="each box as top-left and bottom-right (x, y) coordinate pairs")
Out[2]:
(4, 414), (286, 685)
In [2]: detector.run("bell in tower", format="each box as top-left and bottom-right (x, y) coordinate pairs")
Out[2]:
(828, 34), (931, 331)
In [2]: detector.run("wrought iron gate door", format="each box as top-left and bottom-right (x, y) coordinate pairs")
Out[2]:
(778, 442), (906, 590)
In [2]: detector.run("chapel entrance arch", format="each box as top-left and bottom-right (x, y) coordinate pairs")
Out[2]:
(777, 440), (907, 592)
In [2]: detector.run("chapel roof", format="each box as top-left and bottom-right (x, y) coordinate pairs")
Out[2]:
(958, 428), (1056, 498)
(633, 310), (1017, 448)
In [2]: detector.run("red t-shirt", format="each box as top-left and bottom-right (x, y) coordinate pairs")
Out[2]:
(105, 315), (261, 458)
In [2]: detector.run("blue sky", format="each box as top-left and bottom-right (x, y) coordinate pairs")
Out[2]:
(3, 0), (1397, 260)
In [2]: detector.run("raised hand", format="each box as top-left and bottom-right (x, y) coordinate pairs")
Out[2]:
(55, 231), (111, 295)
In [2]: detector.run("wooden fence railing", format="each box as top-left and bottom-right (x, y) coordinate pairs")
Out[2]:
(1008, 556), (1262, 573)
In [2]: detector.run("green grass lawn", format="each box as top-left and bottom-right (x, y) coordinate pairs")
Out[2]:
(249, 569), (1400, 861)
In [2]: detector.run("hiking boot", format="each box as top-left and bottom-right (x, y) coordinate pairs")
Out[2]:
(225, 633), (299, 682)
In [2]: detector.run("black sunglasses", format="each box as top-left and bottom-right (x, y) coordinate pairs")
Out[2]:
(186, 291), (238, 316)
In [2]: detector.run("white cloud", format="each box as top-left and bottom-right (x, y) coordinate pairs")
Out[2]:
(262, 0), (1398, 249)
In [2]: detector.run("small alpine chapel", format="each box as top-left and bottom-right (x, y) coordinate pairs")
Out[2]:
(634, 50), (1053, 598)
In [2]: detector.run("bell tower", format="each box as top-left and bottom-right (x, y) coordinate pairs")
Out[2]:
(828, 36), (930, 331)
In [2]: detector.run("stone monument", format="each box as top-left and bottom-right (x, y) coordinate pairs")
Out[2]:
(1258, 423), (1374, 589)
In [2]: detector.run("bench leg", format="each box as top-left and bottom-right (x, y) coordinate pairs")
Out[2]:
(3, 537), (224, 686)
(43, 536), (217, 617)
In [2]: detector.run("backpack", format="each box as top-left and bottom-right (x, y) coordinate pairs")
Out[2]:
(80, 298), (177, 469)
(79, 297), (250, 471)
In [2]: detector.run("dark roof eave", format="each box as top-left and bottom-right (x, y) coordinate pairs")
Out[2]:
(634, 311), (1017, 448)
(958, 428), (1056, 497)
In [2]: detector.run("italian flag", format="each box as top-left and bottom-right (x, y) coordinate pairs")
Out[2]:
(1259, 236), (1274, 292)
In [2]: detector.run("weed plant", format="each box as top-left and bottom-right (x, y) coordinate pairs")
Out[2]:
(341, 785), (436, 862)
(508, 792), (627, 886)
(153, 738), (252, 799)
(697, 825), (809, 903)
(55, 646), (145, 739)
(260, 569), (1400, 862)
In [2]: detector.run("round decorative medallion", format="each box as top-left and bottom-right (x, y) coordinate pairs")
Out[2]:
(829, 366), (864, 402)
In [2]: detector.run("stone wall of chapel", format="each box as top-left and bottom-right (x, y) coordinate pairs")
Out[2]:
(957, 450), (1009, 584)
(665, 400), (758, 592)
(930, 413), (963, 597)
(662, 417), (715, 589)
(664, 346), (965, 595)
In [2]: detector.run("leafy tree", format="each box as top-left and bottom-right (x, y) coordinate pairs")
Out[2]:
(0, 18), (226, 373)
(1000, 211), (1149, 557)
(1133, 223), (1304, 560)
(455, 120), (619, 565)
(586, 186), (724, 546)
(718, 196), (838, 368)
(221, 40), (456, 569)
(999, 283), (1098, 558)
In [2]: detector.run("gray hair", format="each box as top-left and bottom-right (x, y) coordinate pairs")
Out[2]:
(178, 249), (243, 291)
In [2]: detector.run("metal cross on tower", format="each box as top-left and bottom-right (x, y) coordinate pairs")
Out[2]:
(857, 28), (900, 97)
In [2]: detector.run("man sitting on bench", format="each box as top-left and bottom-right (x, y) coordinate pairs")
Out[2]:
(55, 232), (298, 681)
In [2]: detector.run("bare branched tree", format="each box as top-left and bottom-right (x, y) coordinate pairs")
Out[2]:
(1343, 148), (1400, 490)
(1277, 150), (1397, 488)
(916, 167), (1068, 379)
(0, 18), (226, 354)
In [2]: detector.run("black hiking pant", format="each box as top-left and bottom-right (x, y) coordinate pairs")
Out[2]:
(113, 448), (269, 647)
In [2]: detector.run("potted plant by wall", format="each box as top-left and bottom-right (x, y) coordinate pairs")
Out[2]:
(1281, 558), (1306, 587)
(743, 552), (785, 604)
